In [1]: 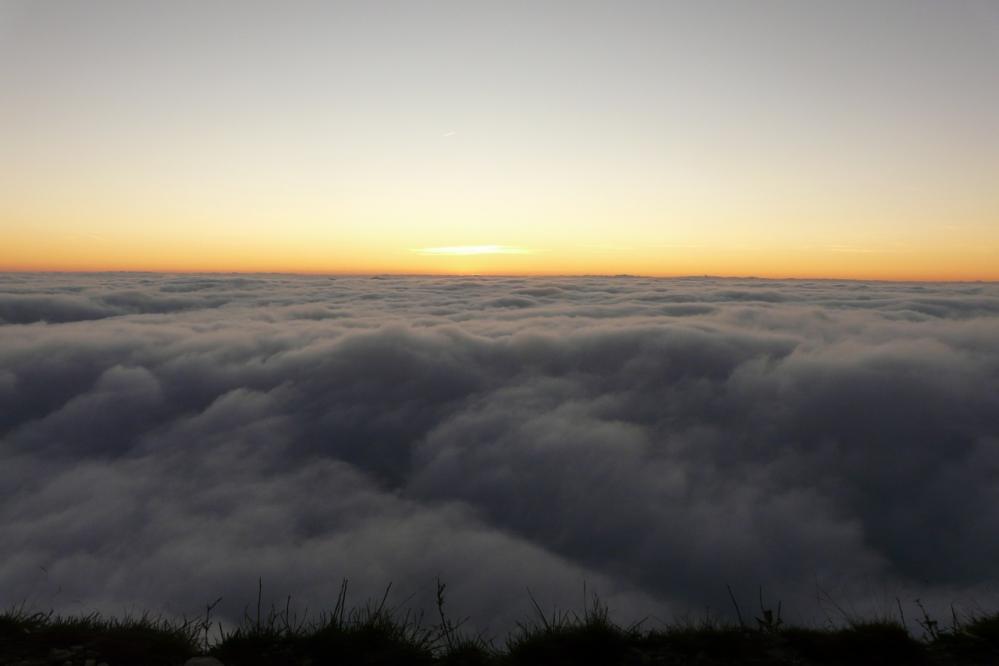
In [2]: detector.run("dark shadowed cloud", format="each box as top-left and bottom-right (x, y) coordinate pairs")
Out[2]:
(2, 273), (998, 630)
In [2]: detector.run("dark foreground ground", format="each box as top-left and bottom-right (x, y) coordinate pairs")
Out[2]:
(2, 589), (998, 666)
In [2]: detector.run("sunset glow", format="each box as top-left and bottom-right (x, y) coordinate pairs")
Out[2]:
(2, 2), (998, 280)
(413, 245), (537, 256)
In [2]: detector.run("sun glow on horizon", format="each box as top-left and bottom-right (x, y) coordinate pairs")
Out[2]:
(2, 3), (998, 281)
(412, 245), (537, 256)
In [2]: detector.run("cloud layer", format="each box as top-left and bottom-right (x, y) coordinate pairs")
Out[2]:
(2, 273), (998, 630)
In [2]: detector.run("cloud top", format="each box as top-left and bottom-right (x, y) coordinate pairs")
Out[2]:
(2, 273), (998, 629)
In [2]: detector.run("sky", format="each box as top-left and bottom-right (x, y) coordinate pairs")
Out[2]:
(2, 1), (999, 279)
(3, 273), (999, 628)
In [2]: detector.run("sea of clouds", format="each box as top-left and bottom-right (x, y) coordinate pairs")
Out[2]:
(2, 272), (998, 632)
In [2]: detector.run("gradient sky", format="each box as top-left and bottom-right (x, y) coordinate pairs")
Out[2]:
(2, 1), (998, 279)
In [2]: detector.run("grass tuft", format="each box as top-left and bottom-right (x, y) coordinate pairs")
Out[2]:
(0, 605), (198, 665)
(783, 621), (926, 665)
(504, 590), (632, 666)
(3, 585), (998, 665)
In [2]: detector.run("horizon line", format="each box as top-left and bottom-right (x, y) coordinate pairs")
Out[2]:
(1, 268), (996, 285)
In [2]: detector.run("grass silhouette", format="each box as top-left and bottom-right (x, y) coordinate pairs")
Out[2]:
(2, 582), (998, 665)
(0, 606), (196, 666)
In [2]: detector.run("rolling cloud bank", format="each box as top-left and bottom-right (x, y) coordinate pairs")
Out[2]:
(1, 273), (998, 631)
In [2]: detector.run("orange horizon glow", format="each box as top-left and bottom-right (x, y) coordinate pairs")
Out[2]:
(3, 4), (998, 283)
(4, 206), (997, 281)
(4, 244), (997, 283)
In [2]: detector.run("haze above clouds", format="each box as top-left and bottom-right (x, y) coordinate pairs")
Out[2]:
(4, 1), (999, 278)
(2, 273), (998, 629)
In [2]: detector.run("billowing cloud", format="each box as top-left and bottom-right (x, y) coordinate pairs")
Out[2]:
(2, 273), (998, 631)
